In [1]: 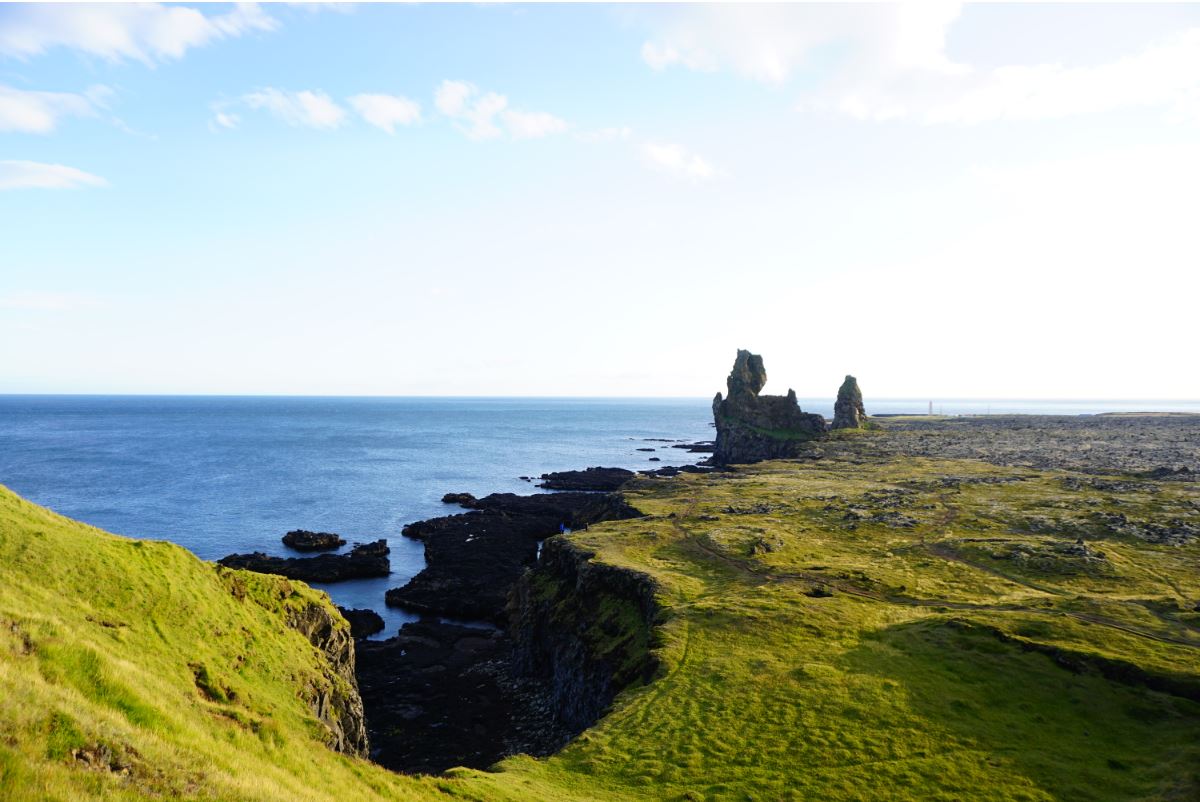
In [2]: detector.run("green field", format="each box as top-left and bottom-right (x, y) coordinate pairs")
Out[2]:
(2, 448), (1198, 801)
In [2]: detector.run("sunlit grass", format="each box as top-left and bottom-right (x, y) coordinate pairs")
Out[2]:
(2, 448), (1198, 801)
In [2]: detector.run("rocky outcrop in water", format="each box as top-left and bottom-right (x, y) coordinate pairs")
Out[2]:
(832, 375), (868, 430)
(386, 492), (639, 621)
(219, 540), (390, 583)
(282, 530), (346, 551)
(285, 597), (369, 756)
(537, 466), (635, 491)
(712, 350), (826, 465)
(337, 607), (385, 639)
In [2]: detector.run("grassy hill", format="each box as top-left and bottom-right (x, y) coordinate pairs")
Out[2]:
(3, 444), (1199, 800)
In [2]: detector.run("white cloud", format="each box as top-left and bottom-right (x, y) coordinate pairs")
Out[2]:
(0, 3), (277, 64)
(348, 93), (422, 133)
(640, 142), (717, 181)
(637, 4), (1200, 126)
(435, 80), (507, 140)
(210, 107), (240, 131)
(0, 84), (106, 133)
(638, 3), (965, 85)
(834, 27), (1200, 124)
(242, 88), (346, 129)
(502, 109), (567, 140)
(434, 79), (567, 141)
(0, 160), (107, 190)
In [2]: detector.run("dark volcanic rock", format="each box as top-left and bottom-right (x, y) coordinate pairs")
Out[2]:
(641, 463), (719, 478)
(357, 622), (514, 774)
(537, 466), (635, 491)
(831, 374), (868, 430)
(360, 535), (662, 775)
(284, 598), (369, 755)
(441, 492), (478, 507)
(219, 540), (390, 583)
(282, 529), (346, 551)
(510, 538), (661, 736)
(338, 607), (385, 639)
(712, 350), (826, 465)
(671, 441), (716, 453)
(386, 492), (640, 622)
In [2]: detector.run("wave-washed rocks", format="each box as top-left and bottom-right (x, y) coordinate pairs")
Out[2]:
(385, 492), (639, 621)
(218, 540), (390, 583)
(282, 529), (346, 551)
(536, 466), (634, 491)
(337, 607), (385, 639)
(358, 485), (654, 774)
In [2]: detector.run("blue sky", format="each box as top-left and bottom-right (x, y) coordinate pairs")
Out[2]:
(2, 3), (1198, 397)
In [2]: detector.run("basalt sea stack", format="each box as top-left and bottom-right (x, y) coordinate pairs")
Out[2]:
(712, 349), (826, 465)
(831, 374), (868, 430)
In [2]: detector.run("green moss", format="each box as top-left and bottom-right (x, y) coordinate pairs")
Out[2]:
(2, 447), (1199, 801)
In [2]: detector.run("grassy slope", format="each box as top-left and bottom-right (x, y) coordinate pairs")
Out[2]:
(3, 444), (1199, 801)
(0, 485), (443, 802)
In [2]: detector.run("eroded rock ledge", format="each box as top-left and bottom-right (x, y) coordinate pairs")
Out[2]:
(358, 490), (660, 774)
(283, 596), (369, 756)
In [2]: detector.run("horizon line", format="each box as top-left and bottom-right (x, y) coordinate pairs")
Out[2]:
(1, 393), (1198, 403)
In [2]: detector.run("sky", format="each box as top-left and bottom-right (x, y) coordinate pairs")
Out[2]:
(1, 2), (1198, 399)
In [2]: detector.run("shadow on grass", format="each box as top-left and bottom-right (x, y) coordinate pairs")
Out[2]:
(837, 617), (1200, 802)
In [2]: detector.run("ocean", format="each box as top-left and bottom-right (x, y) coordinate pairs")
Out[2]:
(1, 395), (1196, 636)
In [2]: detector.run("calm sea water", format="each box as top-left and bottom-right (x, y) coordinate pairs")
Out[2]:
(1, 395), (1196, 636)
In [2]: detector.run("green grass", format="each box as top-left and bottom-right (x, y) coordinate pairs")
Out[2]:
(2, 448), (1198, 801)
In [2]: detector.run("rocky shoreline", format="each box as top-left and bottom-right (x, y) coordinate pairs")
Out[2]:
(209, 349), (1198, 777)
(358, 474), (656, 773)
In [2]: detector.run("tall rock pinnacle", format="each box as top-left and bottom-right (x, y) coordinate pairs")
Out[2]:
(831, 375), (867, 430)
(712, 350), (825, 465)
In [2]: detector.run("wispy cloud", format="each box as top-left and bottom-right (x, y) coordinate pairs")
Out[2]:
(435, 80), (567, 141)
(639, 142), (717, 181)
(636, 4), (1200, 126)
(242, 88), (346, 129)
(0, 159), (107, 190)
(637, 3), (965, 85)
(0, 84), (108, 134)
(0, 2), (277, 64)
(830, 28), (1200, 125)
(435, 80), (507, 140)
(503, 109), (568, 140)
(348, 93), (422, 133)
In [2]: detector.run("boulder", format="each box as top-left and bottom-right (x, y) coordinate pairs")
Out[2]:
(282, 529), (346, 551)
(337, 607), (386, 639)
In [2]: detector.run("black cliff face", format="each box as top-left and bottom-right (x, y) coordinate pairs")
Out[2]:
(357, 489), (659, 774)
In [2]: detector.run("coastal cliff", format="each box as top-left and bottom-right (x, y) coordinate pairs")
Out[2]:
(508, 537), (662, 736)
(283, 598), (368, 756)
